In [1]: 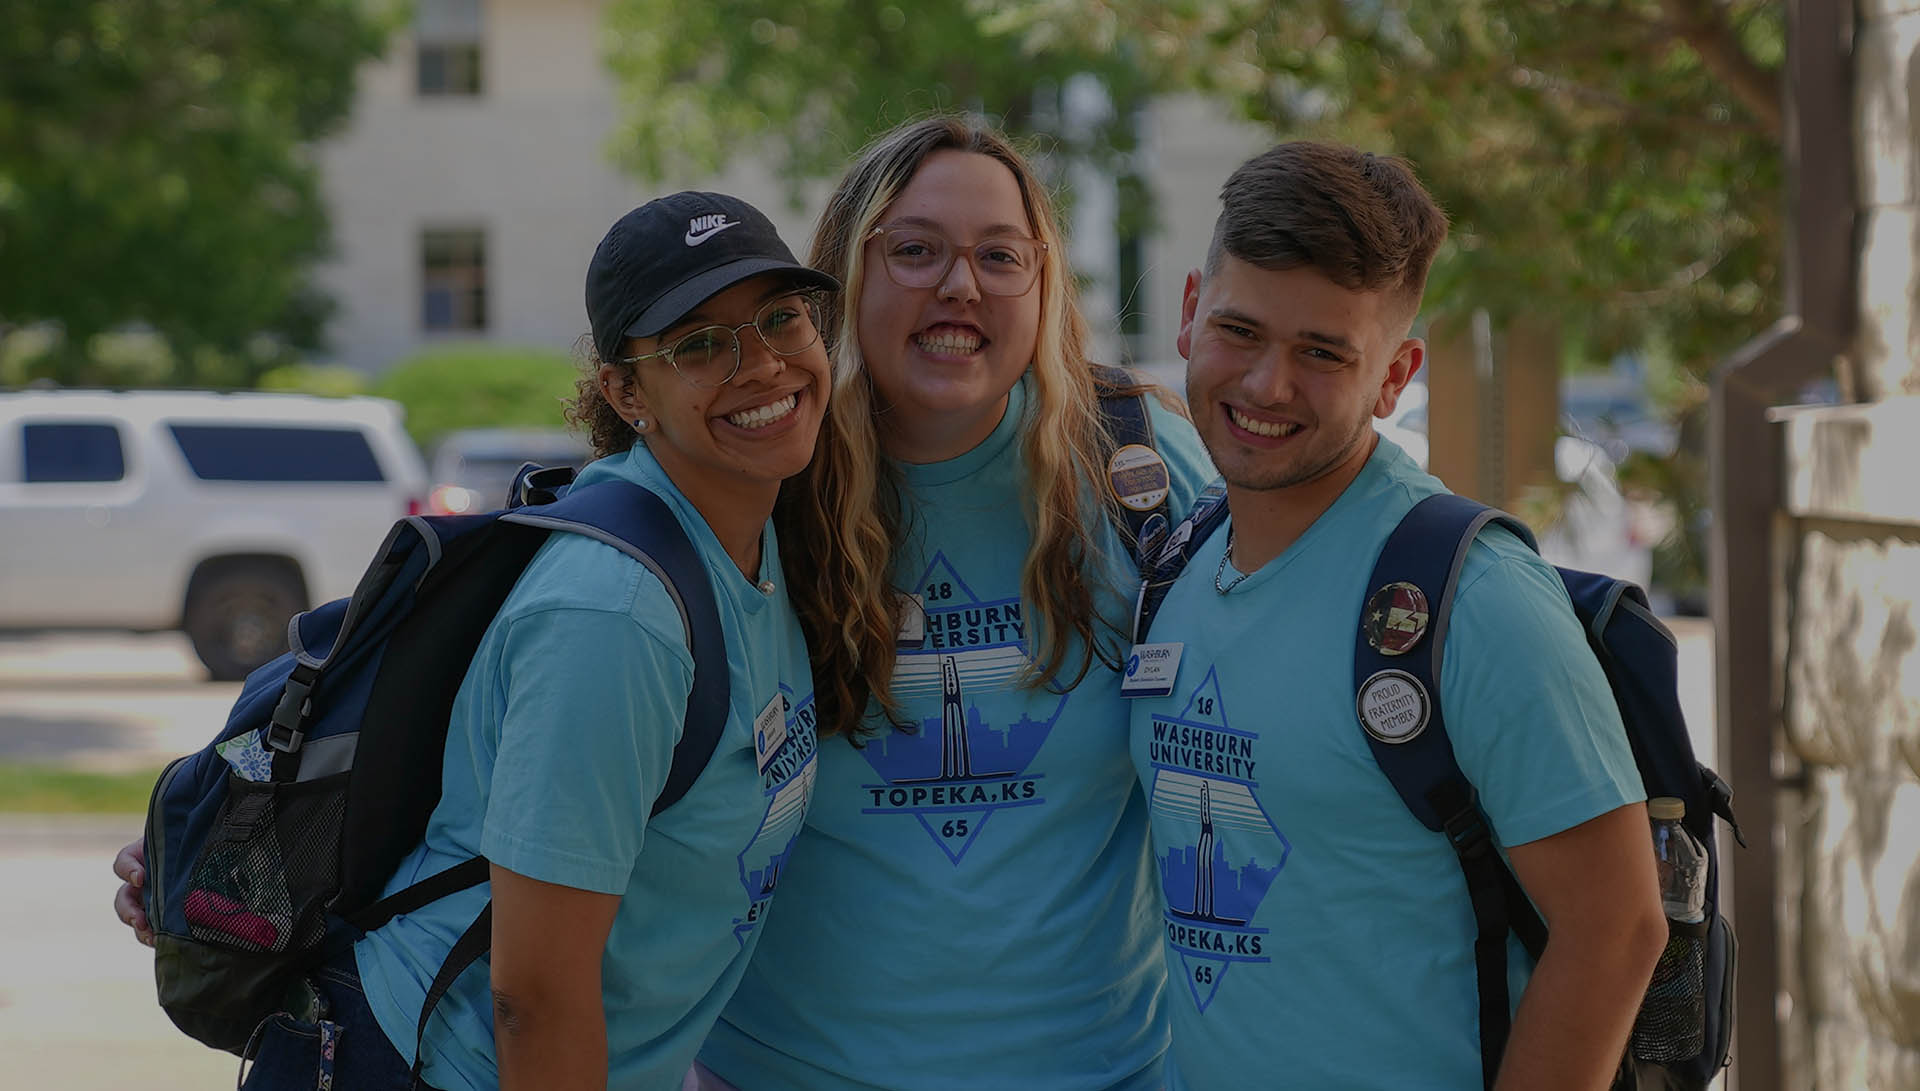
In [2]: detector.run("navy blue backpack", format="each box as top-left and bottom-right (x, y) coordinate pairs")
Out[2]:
(142, 472), (729, 1059)
(1135, 488), (1741, 1091)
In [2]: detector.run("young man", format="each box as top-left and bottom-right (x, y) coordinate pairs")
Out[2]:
(1128, 142), (1667, 1090)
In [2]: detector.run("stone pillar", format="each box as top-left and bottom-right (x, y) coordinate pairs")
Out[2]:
(1776, 401), (1920, 1089)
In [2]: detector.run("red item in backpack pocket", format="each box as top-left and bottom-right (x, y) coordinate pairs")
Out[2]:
(184, 888), (280, 950)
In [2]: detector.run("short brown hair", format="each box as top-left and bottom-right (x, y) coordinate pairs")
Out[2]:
(1205, 142), (1448, 322)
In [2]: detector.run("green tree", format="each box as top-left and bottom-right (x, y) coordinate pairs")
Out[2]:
(990, 0), (1782, 368)
(0, 0), (394, 387)
(602, 0), (1779, 369)
(601, 0), (1160, 230)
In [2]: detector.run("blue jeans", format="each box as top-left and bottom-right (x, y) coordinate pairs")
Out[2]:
(239, 949), (441, 1091)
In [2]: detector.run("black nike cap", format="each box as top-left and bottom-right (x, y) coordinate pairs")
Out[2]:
(585, 191), (839, 364)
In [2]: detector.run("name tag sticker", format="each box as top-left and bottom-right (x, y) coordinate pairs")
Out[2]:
(753, 693), (787, 774)
(1122, 642), (1184, 698)
(895, 593), (926, 648)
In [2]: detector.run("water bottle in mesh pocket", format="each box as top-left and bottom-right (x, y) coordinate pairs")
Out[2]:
(183, 773), (347, 955)
(1630, 916), (1709, 1064)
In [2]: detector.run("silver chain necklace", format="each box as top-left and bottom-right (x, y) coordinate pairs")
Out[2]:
(1214, 529), (1253, 594)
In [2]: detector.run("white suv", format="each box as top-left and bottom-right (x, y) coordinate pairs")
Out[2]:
(0, 390), (428, 679)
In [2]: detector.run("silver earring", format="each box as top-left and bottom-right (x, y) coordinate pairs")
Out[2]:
(632, 417), (649, 433)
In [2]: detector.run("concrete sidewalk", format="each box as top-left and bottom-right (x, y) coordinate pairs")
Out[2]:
(0, 815), (238, 1090)
(0, 631), (240, 774)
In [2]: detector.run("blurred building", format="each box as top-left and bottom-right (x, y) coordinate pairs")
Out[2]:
(310, 0), (808, 372)
(309, 0), (1269, 376)
(1716, 2), (1920, 1088)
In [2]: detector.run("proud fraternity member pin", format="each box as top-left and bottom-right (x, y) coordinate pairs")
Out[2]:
(1107, 444), (1171, 513)
(1362, 581), (1430, 656)
(1357, 669), (1431, 744)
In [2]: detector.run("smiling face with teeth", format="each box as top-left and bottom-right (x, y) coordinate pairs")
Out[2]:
(1180, 257), (1423, 506)
(601, 274), (830, 520)
(855, 150), (1043, 463)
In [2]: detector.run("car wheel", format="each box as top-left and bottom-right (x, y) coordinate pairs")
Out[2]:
(184, 561), (306, 681)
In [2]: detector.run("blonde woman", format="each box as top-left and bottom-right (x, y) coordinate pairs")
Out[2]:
(702, 118), (1216, 1088)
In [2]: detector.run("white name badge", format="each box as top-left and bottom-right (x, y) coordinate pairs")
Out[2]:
(896, 593), (926, 648)
(1121, 642), (1184, 698)
(753, 693), (787, 774)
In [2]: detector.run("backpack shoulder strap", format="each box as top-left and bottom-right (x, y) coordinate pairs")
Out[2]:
(501, 480), (728, 816)
(1353, 492), (1539, 830)
(361, 477), (730, 1073)
(1093, 364), (1174, 571)
(1355, 491), (1545, 1090)
(1130, 480), (1230, 645)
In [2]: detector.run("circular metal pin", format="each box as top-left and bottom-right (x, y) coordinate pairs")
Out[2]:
(1107, 443), (1171, 513)
(1363, 581), (1431, 656)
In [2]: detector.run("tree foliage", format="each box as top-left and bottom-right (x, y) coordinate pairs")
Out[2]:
(601, 0), (1159, 225)
(990, 0), (1783, 369)
(603, 0), (1780, 372)
(0, 0), (393, 386)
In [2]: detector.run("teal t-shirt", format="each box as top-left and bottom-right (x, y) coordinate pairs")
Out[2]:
(703, 377), (1216, 1089)
(354, 444), (820, 1091)
(1127, 439), (1642, 1090)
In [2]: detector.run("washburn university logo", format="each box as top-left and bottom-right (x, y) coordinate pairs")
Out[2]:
(684, 213), (740, 246)
(1145, 665), (1291, 1012)
(858, 552), (1057, 864)
(732, 682), (820, 943)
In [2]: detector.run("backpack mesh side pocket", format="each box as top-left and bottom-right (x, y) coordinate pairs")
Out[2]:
(184, 771), (347, 955)
(1630, 915), (1708, 1064)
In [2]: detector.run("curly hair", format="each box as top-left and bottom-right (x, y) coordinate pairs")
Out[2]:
(563, 334), (640, 460)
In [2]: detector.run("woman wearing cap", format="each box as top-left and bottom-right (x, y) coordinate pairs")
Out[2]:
(118, 193), (840, 1091)
(701, 118), (1217, 1088)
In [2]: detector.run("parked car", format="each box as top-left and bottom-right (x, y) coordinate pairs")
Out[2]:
(0, 390), (428, 679)
(1560, 373), (1678, 461)
(1375, 382), (1654, 588)
(424, 427), (590, 514)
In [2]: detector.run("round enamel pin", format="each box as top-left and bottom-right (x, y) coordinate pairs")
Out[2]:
(1107, 444), (1171, 513)
(1356, 669), (1431, 744)
(1362, 581), (1431, 656)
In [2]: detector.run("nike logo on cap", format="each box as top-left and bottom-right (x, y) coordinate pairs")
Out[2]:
(685, 214), (740, 246)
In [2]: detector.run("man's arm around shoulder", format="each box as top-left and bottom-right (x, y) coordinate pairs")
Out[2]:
(1496, 802), (1667, 1091)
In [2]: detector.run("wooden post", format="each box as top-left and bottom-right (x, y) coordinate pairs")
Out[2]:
(1423, 311), (1559, 510)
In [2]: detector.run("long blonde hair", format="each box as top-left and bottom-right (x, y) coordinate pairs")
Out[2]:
(776, 115), (1147, 739)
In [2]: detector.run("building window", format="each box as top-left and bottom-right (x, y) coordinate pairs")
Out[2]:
(418, 43), (482, 96)
(416, 0), (482, 97)
(422, 228), (487, 332)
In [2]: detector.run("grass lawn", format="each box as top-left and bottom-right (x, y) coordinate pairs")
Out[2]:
(0, 763), (164, 813)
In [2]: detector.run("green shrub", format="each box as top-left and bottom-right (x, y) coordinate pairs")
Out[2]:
(373, 344), (583, 449)
(256, 363), (369, 397)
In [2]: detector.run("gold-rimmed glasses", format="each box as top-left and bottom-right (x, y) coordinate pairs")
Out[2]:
(617, 292), (823, 388)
